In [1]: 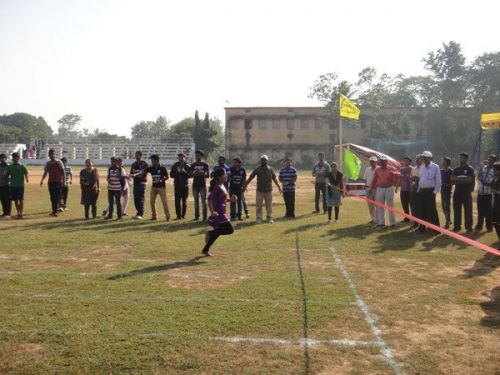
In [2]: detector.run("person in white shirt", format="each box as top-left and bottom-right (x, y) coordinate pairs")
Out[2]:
(415, 151), (441, 233)
(363, 156), (378, 224)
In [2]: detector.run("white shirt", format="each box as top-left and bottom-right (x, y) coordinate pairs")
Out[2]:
(418, 162), (442, 194)
(363, 166), (376, 188)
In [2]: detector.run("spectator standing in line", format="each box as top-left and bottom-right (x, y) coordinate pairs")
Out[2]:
(104, 157), (125, 220)
(326, 162), (344, 224)
(278, 158), (298, 219)
(143, 154), (170, 221)
(440, 157), (453, 229)
(170, 152), (191, 220)
(491, 162), (500, 249)
(396, 156), (413, 222)
(59, 157), (73, 211)
(363, 156), (378, 224)
(6, 152), (28, 219)
(118, 158), (131, 216)
(451, 152), (475, 233)
(243, 155), (282, 224)
(129, 151), (148, 220)
(415, 151), (442, 233)
(475, 154), (497, 232)
(190, 150), (210, 222)
(80, 159), (100, 219)
(40, 149), (65, 217)
(0, 153), (12, 219)
(371, 155), (399, 228)
(229, 157), (246, 221)
(312, 152), (330, 214)
(410, 154), (423, 228)
(211, 156), (231, 190)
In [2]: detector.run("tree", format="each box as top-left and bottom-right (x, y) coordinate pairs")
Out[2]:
(130, 116), (170, 141)
(0, 112), (53, 144)
(168, 118), (196, 138)
(57, 114), (82, 138)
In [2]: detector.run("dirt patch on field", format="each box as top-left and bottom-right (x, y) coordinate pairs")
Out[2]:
(164, 270), (254, 290)
(0, 343), (47, 373)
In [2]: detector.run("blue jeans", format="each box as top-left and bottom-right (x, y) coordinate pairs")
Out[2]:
(133, 183), (146, 216)
(192, 185), (207, 220)
(107, 190), (122, 218)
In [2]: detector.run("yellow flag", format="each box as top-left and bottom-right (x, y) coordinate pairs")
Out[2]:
(480, 113), (500, 130)
(339, 94), (360, 120)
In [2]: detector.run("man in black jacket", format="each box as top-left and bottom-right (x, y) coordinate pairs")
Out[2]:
(170, 153), (191, 220)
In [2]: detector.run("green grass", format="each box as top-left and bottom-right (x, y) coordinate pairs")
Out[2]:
(0, 168), (499, 374)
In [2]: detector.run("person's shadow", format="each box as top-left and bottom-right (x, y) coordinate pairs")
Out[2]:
(107, 256), (207, 280)
(480, 286), (500, 328)
(459, 253), (500, 279)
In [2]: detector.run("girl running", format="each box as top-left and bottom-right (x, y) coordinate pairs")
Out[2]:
(201, 168), (235, 257)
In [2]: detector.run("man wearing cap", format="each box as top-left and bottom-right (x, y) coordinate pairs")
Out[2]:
(170, 152), (191, 220)
(243, 155), (282, 224)
(440, 157), (453, 229)
(451, 152), (475, 233)
(363, 156), (378, 224)
(396, 156), (413, 222)
(475, 154), (496, 232)
(415, 151), (441, 233)
(312, 152), (331, 214)
(371, 155), (398, 227)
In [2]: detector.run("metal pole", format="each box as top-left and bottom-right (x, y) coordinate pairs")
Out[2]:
(339, 117), (343, 170)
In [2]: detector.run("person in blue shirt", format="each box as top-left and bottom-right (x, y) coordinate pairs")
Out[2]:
(279, 158), (298, 219)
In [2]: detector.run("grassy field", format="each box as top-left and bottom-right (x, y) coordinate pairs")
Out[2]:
(0, 167), (499, 374)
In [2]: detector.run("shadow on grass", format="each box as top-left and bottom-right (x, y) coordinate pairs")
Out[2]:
(321, 223), (376, 240)
(459, 253), (500, 279)
(479, 286), (500, 328)
(107, 256), (207, 280)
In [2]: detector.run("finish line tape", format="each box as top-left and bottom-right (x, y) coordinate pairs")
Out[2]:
(337, 186), (500, 256)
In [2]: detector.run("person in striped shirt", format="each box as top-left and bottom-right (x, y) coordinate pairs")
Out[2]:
(279, 158), (298, 219)
(59, 157), (73, 211)
(105, 157), (126, 220)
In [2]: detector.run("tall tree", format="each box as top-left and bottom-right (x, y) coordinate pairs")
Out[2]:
(57, 114), (82, 138)
(0, 112), (53, 143)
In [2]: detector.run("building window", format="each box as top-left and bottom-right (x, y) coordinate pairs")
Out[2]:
(300, 119), (309, 129)
(315, 119), (323, 129)
(230, 120), (238, 130)
(287, 119), (294, 130)
(258, 119), (266, 130)
(273, 119), (280, 129)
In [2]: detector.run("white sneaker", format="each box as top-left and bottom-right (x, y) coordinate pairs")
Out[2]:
(133, 215), (143, 220)
(267, 218), (274, 224)
(256, 218), (262, 224)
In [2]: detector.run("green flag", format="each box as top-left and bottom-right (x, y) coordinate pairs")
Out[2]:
(343, 149), (361, 180)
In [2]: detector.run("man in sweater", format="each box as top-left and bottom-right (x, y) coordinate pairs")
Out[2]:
(104, 157), (126, 220)
(40, 149), (66, 217)
(130, 151), (148, 220)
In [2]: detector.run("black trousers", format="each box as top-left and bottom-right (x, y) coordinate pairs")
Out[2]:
(174, 185), (189, 219)
(0, 186), (11, 216)
(417, 188), (440, 230)
(133, 183), (146, 217)
(453, 191), (473, 231)
(476, 194), (493, 231)
(315, 182), (327, 212)
(283, 191), (295, 218)
(60, 186), (69, 208)
(441, 189), (452, 226)
(84, 205), (97, 219)
(327, 206), (339, 220)
(229, 187), (243, 219)
(202, 221), (234, 253)
(48, 182), (62, 214)
(400, 190), (412, 218)
(107, 190), (122, 218)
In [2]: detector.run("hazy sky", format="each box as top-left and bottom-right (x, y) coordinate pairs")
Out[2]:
(1, 0), (499, 136)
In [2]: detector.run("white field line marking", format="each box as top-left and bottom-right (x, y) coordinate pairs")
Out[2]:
(0, 329), (376, 348)
(1, 292), (345, 306)
(330, 247), (402, 375)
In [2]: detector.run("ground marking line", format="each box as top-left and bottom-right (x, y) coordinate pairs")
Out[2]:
(1, 292), (347, 306)
(295, 232), (311, 374)
(0, 329), (376, 348)
(330, 247), (402, 375)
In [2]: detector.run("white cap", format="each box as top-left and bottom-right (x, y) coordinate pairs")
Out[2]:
(260, 154), (269, 160)
(379, 155), (388, 161)
(369, 156), (378, 162)
(422, 151), (433, 158)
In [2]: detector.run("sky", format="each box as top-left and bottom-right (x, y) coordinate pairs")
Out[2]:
(1, 0), (499, 137)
